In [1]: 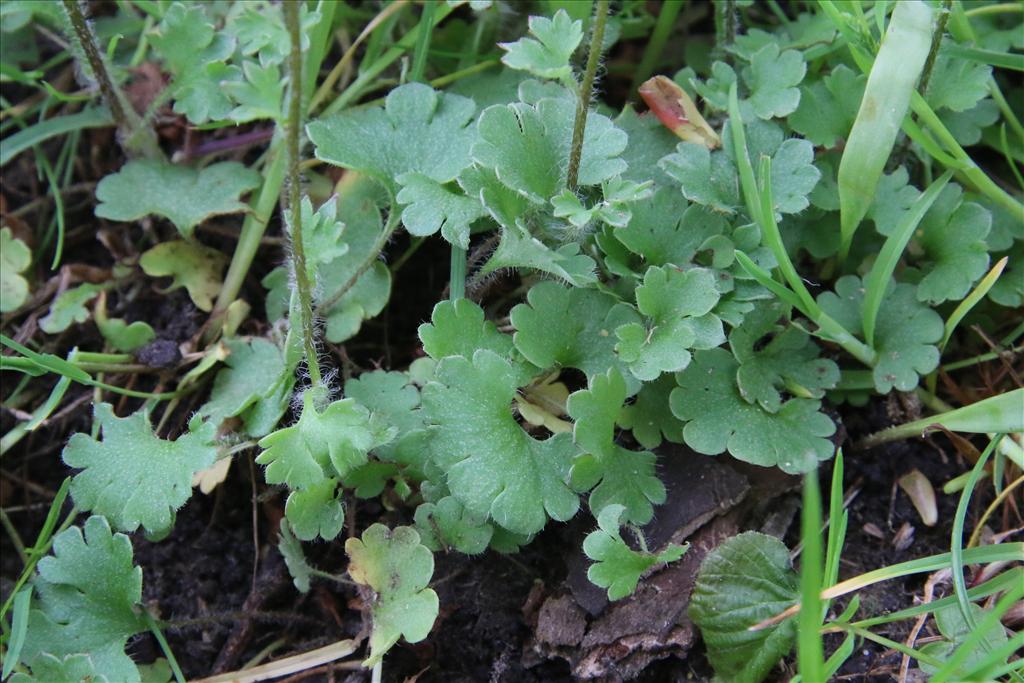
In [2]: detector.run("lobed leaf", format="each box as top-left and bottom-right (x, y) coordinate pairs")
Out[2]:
(345, 525), (439, 667)
(583, 504), (686, 601)
(21, 517), (146, 682)
(422, 350), (579, 535)
(95, 160), (260, 238)
(671, 348), (836, 474)
(498, 10), (582, 83)
(308, 83), (476, 195)
(0, 227), (31, 313)
(62, 404), (217, 536)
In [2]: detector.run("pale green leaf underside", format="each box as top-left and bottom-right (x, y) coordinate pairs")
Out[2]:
(62, 404), (217, 535)
(422, 350), (579, 535)
(95, 160), (260, 238)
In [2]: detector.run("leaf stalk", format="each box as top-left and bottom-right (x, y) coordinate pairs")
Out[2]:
(284, 1), (322, 388)
(566, 0), (610, 192)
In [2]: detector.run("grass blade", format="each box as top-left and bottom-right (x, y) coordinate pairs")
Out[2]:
(797, 470), (825, 682)
(949, 436), (999, 638)
(1, 587), (32, 679)
(837, 0), (934, 263)
(940, 255), (1009, 351)
(858, 390), (1024, 450)
(0, 108), (113, 167)
(862, 170), (951, 346)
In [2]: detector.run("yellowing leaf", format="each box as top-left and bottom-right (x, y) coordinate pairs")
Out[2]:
(346, 524), (439, 667)
(139, 240), (228, 312)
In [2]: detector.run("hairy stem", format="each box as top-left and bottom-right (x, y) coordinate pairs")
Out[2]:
(60, 0), (160, 159)
(316, 209), (401, 315)
(566, 0), (610, 192)
(283, 2), (322, 388)
(917, 0), (952, 98)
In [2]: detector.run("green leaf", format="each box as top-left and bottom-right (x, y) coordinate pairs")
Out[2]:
(289, 196), (348, 276)
(689, 531), (799, 683)
(989, 242), (1023, 308)
(10, 653), (109, 683)
(729, 301), (839, 413)
(456, 164), (531, 229)
(691, 61), (737, 112)
(919, 602), (1010, 677)
(22, 516), (146, 682)
(96, 317), (155, 353)
(284, 477), (345, 541)
(614, 105), (681, 188)
(62, 404), (217, 535)
(419, 297), (515, 361)
(583, 504), (686, 601)
(473, 96), (627, 203)
(867, 166), (921, 237)
(39, 284), (102, 334)
(149, 2), (238, 123)
(479, 223), (598, 286)
(0, 226), (31, 313)
(924, 45), (993, 113)
(614, 266), (722, 381)
(788, 64), (865, 148)
(345, 524), (439, 667)
(612, 188), (731, 267)
(617, 374), (684, 450)
(140, 239), (228, 312)
(277, 519), (313, 593)
(414, 496), (493, 555)
(308, 83), (476, 195)
(659, 142), (739, 213)
(345, 370), (429, 472)
(511, 282), (640, 387)
(743, 43), (807, 119)
(938, 98), (999, 146)
(315, 200), (392, 343)
(817, 276), (942, 393)
(396, 172), (486, 249)
(568, 369), (666, 524)
(671, 348), (836, 473)
(422, 350), (579, 535)
(200, 338), (288, 430)
(916, 184), (992, 304)
(96, 160), (260, 238)
(256, 391), (395, 490)
(498, 10), (582, 83)
(229, 3), (318, 65)
(223, 60), (283, 123)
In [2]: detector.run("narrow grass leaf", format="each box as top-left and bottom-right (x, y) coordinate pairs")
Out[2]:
(797, 471), (825, 682)
(837, 0), (933, 262)
(862, 171), (951, 346)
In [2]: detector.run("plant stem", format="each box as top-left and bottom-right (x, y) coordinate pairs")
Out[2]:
(630, 0), (682, 92)
(60, 0), (160, 159)
(917, 0), (952, 98)
(449, 246), (466, 300)
(205, 144), (285, 342)
(283, 1), (321, 388)
(316, 209), (402, 315)
(566, 0), (610, 192)
(715, 0), (738, 58)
